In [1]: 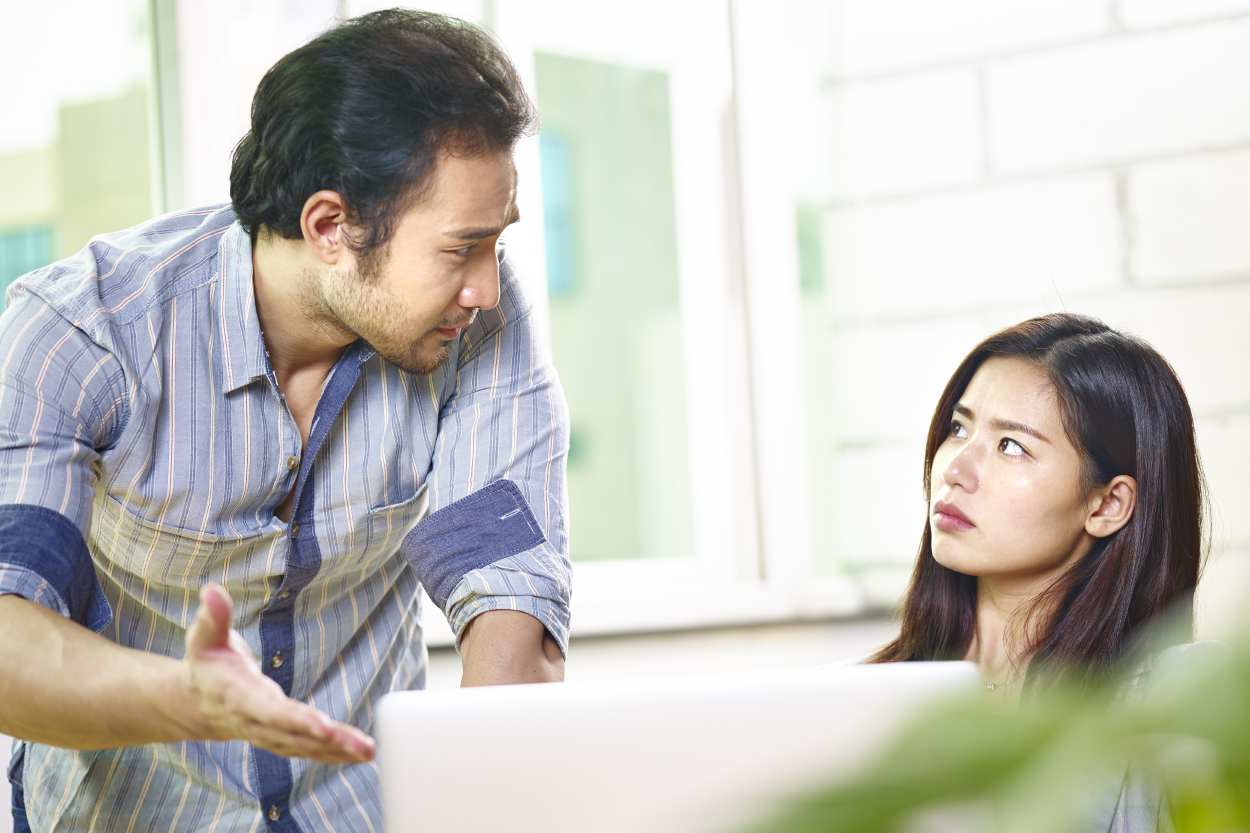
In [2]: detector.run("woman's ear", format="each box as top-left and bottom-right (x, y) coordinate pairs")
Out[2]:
(1086, 475), (1137, 538)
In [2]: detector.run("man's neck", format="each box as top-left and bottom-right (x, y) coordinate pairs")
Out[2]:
(250, 230), (354, 391)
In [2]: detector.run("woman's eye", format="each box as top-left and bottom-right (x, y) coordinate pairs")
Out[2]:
(1000, 438), (1025, 456)
(950, 420), (967, 439)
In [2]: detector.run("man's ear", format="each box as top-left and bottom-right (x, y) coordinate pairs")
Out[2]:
(1086, 474), (1137, 538)
(300, 191), (351, 265)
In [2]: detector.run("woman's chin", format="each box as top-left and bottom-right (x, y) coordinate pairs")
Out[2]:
(931, 549), (985, 578)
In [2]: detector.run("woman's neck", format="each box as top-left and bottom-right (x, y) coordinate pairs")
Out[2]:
(965, 578), (1056, 698)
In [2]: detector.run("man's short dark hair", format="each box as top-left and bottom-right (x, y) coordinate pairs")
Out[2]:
(230, 9), (536, 256)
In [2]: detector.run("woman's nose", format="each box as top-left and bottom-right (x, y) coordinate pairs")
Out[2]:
(941, 442), (980, 492)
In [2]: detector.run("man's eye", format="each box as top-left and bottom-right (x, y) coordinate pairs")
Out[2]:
(950, 420), (967, 439)
(450, 244), (476, 258)
(1000, 438), (1025, 456)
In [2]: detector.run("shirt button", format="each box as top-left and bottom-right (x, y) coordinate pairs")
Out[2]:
(286, 456), (298, 471)
(277, 589), (291, 601)
(270, 652), (285, 669)
(290, 524), (299, 539)
(268, 806), (281, 821)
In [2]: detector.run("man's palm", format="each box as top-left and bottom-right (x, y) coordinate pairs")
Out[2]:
(184, 584), (375, 764)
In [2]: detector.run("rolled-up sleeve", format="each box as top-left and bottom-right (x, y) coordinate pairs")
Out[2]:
(400, 254), (573, 655)
(0, 290), (127, 630)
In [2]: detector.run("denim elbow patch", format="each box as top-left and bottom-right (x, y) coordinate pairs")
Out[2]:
(401, 480), (547, 610)
(0, 504), (111, 631)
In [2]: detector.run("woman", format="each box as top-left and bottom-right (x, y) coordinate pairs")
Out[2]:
(871, 312), (1206, 699)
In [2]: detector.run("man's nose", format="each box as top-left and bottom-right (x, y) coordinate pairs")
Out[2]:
(458, 254), (500, 311)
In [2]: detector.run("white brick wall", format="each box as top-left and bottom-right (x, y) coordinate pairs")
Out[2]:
(1195, 412), (1250, 549)
(1085, 283), (1250, 414)
(985, 19), (1250, 174)
(800, 0), (1250, 625)
(825, 173), (1122, 323)
(1195, 546), (1250, 639)
(823, 68), (983, 201)
(1120, 0), (1250, 29)
(819, 281), (1250, 438)
(828, 316), (993, 444)
(826, 0), (1108, 78)
(1130, 148), (1250, 283)
(794, 0), (1250, 636)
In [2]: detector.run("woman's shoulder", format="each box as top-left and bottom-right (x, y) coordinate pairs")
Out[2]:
(1115, 639), (1229, 708)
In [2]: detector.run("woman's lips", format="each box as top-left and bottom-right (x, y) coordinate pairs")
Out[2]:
(933, 500), (975, 532)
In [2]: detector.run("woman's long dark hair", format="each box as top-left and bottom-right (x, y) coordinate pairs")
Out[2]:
(871, 313), (1206, 691)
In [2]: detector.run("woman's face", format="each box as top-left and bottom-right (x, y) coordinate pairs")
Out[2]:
(929, 357), (1097, 592)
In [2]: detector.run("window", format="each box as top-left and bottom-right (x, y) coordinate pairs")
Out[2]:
(533, 52), (695, 564)
(482, 0), (858, 635)
(0, 0), (156, 290)
(56, 0), (865, 642)
(0, 227), (54, 304)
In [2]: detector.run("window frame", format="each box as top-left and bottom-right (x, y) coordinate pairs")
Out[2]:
(158, 0), (864, 648)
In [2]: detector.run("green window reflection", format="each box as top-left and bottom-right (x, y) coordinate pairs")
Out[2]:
(0, 227), (54, 302)
(536, 52), (695, 563)
(0, 1), (154, 308)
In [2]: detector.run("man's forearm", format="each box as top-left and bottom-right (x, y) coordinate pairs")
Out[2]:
(459, 609), (565, 687)
(0, 595), (194, 748)
(0, 588), (374, 763)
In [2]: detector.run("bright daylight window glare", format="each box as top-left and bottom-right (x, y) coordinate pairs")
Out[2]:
(0, 0), (154, 305)
(534, 51), (694, 564)
(0, 0), (871, 648)
(5, 0), (1250, 826)
(7, 0), (1246, 669)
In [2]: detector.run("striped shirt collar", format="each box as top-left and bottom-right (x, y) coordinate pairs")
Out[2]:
(219, 220), (269, 393)
(217, 220), (377, 394)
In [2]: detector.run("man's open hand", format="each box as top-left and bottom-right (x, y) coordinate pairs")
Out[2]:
(181, 584), (376, 764)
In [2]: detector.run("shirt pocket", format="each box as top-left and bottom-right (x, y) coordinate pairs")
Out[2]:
(360, 483), (429, 562)
(88, 492), (282, 650)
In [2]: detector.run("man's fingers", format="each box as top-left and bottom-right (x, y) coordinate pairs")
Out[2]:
(273, 727), (374, 763)
(327, 722), (377, 760)
(253, 732), (373, 765)
(244, 694), (375, 762)
(181, 589), (377, 764)
(187, 584), (234, 654)
(246, 715), (376, 763)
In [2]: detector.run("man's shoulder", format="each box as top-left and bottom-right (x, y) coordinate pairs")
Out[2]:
(12, 204), (244, 336)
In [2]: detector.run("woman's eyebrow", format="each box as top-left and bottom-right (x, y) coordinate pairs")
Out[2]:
(989, 418), (1050, 443)
(953, 404), (1050, 442)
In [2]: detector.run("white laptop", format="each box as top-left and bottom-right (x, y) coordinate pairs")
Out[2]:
(378, 661), (980, 833)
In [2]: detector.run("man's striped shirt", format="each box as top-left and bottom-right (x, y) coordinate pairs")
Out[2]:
(0, 205), (572, 832)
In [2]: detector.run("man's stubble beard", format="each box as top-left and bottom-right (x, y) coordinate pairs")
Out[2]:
(404, 338), (452, 376)
(310, 262), (453, 377)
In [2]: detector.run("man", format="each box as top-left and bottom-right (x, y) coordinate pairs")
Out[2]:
(0, 9), (571, 832)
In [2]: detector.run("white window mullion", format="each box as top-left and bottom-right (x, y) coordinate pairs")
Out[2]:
(728, 0), (814, 595)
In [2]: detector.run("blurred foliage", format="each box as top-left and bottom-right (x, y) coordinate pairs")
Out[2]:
(748, 636), (1250, 833)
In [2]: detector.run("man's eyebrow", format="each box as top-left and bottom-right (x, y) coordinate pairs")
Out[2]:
(952, 404), (1050, 443)
(444, 207), (521, 241)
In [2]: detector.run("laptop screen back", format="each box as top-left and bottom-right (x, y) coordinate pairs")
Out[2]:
(378, 661), (979, 833)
